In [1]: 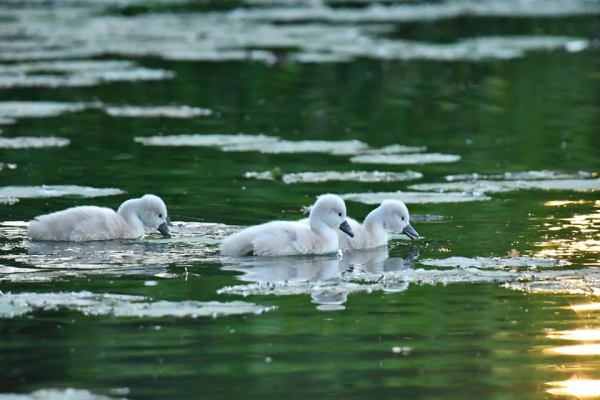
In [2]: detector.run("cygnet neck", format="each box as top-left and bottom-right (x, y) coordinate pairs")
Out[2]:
(363, 207), (386, 232)
(309, 209), (326, 233)
(117, 198), (144, 235)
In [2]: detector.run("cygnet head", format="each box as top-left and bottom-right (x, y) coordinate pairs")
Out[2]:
(310, 194), (354, 237)
(378, 199), (419, 240)
(135, 194), (171, 238)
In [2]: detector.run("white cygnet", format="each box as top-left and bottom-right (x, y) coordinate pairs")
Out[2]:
(220, 194), (354, 257)
(338, 199), (419, 250)
(28, 194), (171, 242)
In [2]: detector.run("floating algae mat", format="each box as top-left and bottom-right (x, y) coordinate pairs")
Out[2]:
(135, 134), (428, 157)
(236, 1), (600, 23)
(0, 197), (18, 205)
(219, 253), (575, 306)
(409, 178), (600, 193)
(444, 170), (592, 181)
(0, 136), (69, 149)
(135, 134), (369, 155)
(503, 268), (600, 295)
(0, 388), (128, 400)
(0, 291), (275, 318)
(218, 260), (522, 300)
(340, 191), (491, 204)
(244, 170), (423, 184)
(105, 105), (212, 118)
(0, 101), (87, 124)
(350, 153), (461, 165)
(419, 256), (569, 269)
(0, 221), (236, 282)
(0, 3), (593, 63)
(0, 60), (174, 89)
(222, 139), (371, 155)
(0, 185), (125, 199)
(134, 134), (279, 148)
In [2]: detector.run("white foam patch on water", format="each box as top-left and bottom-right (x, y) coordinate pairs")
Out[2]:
(0, 196), (18, 205)
(503, 267), (600, 295)
(219, 250), (579, 302)
(351, 153), (461, 165)
(105, 105), (212, 118)
(0, 388), (127, 400)
(134, 133), (278, 147)
(409, 178), (600, 193)
(359, 144), (428, 154)
(0, 4), (592, 64)
(418, 256), (600, 296)
(0, 291), (276, 318)
(0, 136), (70, 149)
(287, 52), (355, 63)
(0, 117), (16, 125)
(0, 222), (234, 282)
(445, 170), (592, 181)
(0, 101), (86, 120)
(236, 1), (600, 22)
(244, 170), (424, 184)
(0, 60), (175, 88)
(0, 185), (125, 199)
(135, 133), (427, 156)
(134, 134), (367, 154)
(420, 256), (567, 269)
(340, 191), (491, 204)
(0, 60), (134, 74)
(327, 35), (588, 62)
(218, 250), (522, 300)
(223, 139), (370, 154)
(0, 163), (18, 171)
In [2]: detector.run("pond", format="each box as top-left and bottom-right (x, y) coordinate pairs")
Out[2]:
(1, 1), (600, 399)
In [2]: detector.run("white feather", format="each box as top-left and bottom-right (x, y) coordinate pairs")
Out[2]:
(28, 194), (170, 242)
(220, 194), (352, 257)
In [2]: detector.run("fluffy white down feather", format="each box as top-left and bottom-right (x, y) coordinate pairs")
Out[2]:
(28, 194), (170, 242)
(220, 194), (353, 257)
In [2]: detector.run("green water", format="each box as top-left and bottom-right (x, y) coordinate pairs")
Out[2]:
(1, 2), (600, 399)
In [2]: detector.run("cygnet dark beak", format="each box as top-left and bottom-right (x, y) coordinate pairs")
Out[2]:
(157, 222), (171, 238)
(402, 224), (419, 240)
(339, 220), (354, 238)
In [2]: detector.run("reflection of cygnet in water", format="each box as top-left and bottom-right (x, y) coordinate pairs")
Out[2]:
(337, 200), (419, 250)
(311, 292), (347, 311)
(340, 247), (419, 274)
(28, 194), (171, 242)
(23, 239), (173, 279)
(222, 255), (343, 283)
(339, 247), (390, 273)
(220, 194), (353, 256)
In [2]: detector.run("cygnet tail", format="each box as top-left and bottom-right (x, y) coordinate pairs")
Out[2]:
(28, 218), (52, 240)
(220, 231), (254, 256)
(28, 214), (73, 241)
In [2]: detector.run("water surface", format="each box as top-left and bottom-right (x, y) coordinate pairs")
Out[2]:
(1, 1), (599, 399)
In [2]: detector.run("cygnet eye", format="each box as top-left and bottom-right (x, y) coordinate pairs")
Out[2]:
(159, 213), (163, 218)
(401, 216), (405, 221)
(338, 212), (342, 217)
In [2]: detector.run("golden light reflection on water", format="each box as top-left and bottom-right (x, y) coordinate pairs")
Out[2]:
(571, 304), (600, 312)
(544, 200), (593, 207)
(547, 379), (600, 397)
(547, 330), (600, 341)
(533, 202), (600, 264)
(545, 308), (600, 397)
(544, 344), (600, 355)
